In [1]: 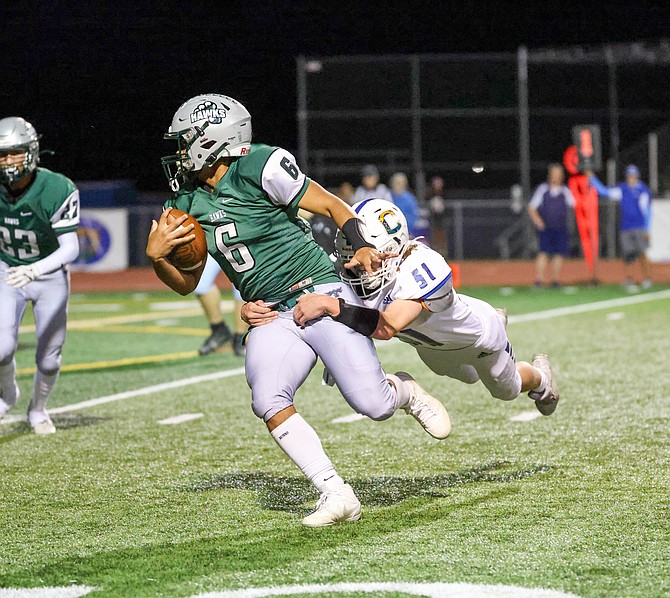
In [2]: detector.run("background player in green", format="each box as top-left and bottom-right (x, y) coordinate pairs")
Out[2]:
(147, 94), (451, 527)
(0, 117), (80, 434)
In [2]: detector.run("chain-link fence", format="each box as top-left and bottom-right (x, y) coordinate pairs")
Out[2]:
(297, 42), (670, 259)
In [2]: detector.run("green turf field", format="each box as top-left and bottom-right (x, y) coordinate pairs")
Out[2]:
(1, 284), (669, 597)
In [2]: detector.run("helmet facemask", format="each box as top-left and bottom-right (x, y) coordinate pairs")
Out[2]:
(162, 123), (218, 192)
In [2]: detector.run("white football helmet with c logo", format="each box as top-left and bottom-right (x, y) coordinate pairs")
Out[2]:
(0, 117), (40, 185)
(334, 198), (409, 298)
(161, 94), (252, 191)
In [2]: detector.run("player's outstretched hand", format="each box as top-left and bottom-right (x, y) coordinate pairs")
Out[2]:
(294, 293), (339, 327)
(345, 247), (398, 275)
(146, 209), (196, 262)
(241, 300), (278, 327)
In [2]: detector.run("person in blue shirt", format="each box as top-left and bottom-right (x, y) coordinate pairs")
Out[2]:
(527, 164), (575, 288)
(589, 164), (652, 291)
(389, 172), (420, 237)
(351, 164), (393, 204)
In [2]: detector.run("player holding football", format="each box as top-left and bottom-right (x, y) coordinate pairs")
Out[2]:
(146, 94), (451, 527)
(249, 199), (559, 418)
(0, 117), (80, 435)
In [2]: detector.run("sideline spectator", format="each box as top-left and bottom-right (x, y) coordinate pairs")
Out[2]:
(589, 164), (652, 291)
(426, 176), (448, 256)
(527, 164), (575, 288)
(352, 164), (392, 204)
(389, 172), (419, 236)
(337, 181), (355, 206)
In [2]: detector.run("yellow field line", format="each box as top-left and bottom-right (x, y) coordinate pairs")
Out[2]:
(74, 324), (208, 336)
(17, 350), (200, 376)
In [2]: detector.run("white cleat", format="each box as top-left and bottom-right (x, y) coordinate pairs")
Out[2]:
(528, 353), (559, 416)
(0, 382), (20, 420)
(395, 372), (451, 439)
(0, 398), (11, 420)
(29, 412), (56, 435)
(301, 483), (361, 528)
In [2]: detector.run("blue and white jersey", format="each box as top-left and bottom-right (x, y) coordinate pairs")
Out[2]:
(363, 241), (491, 350)
(590, 177), (652, 231)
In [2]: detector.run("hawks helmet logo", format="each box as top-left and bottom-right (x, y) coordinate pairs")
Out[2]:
(190, 100), (228, 124)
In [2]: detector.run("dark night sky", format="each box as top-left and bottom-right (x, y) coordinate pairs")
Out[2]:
(3, 0), (670, 191)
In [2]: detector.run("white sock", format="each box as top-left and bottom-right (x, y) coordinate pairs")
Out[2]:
(28, 370), (59, 417)
(531, 370), (549, 397)
(386, 373), (412, 410)
(0, 359), (19, 407)
(270, 413), (345, 494)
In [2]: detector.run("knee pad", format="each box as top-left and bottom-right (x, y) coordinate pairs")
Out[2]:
(35, 354), (61, 376)
(251, 393), (293, 422)
(490, 385), (519, 402)
(356, 402), (395, 422)
(0, 340), (17, 365)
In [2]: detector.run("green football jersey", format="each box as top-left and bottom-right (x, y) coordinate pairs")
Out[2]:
(164, 144), (338, 302)
(0, 168), (79, 267)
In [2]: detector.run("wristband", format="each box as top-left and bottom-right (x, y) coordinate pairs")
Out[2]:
(332, 298), (380, 336)
(341, 218), (375, 251)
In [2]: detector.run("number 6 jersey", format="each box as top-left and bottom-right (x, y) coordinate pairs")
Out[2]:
(0, 168), (80, 267)
(164, 143), (338, 303)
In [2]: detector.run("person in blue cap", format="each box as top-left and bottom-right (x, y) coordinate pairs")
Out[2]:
(589, 165), (653, 291)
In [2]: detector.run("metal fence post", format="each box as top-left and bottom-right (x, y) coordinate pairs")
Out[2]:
(649, 131), (659, 194)
(410, 55), (425, 203)
(517, 46), (531, 202)
(296, 55), (309, 171)
(453, 201), (464, 262)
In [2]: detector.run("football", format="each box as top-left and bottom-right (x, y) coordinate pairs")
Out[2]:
(165, 208), (208, 271)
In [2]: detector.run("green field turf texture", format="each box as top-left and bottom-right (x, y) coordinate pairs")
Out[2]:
(1, 285), (669, 597)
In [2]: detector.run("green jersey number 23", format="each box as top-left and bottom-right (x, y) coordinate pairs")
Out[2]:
(0, 227), (41, 260)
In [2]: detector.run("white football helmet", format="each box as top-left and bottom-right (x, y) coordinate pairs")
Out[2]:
(0, 117), (40, 185)
(334, 198), (409, 298)
(161, 94), (252, 191)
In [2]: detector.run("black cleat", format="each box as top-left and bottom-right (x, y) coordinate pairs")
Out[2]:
(198, 326), (232, 356)
(232, 333), (246, 357)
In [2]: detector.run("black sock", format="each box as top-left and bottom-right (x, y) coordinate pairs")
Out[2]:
(211, 321), (230, 334)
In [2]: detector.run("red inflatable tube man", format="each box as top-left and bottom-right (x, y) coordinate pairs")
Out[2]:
(563, 145), (599, 280)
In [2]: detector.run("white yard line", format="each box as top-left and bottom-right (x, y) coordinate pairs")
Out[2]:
(1, 368), (245, 424)
(158, 413), (204, 425)
(331, 413), (368, 424)
(508, 289), (670, 325)
(509, 411), (543, 422)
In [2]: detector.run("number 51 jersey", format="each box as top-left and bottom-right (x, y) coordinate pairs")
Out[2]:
(0, 167), (79, 267)
(164, 144), (338, 303)
(363, 241), (492, 350)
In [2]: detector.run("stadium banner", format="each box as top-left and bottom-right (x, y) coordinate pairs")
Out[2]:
(648, 199), (670, 263)
(72, 208), (129, 271)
